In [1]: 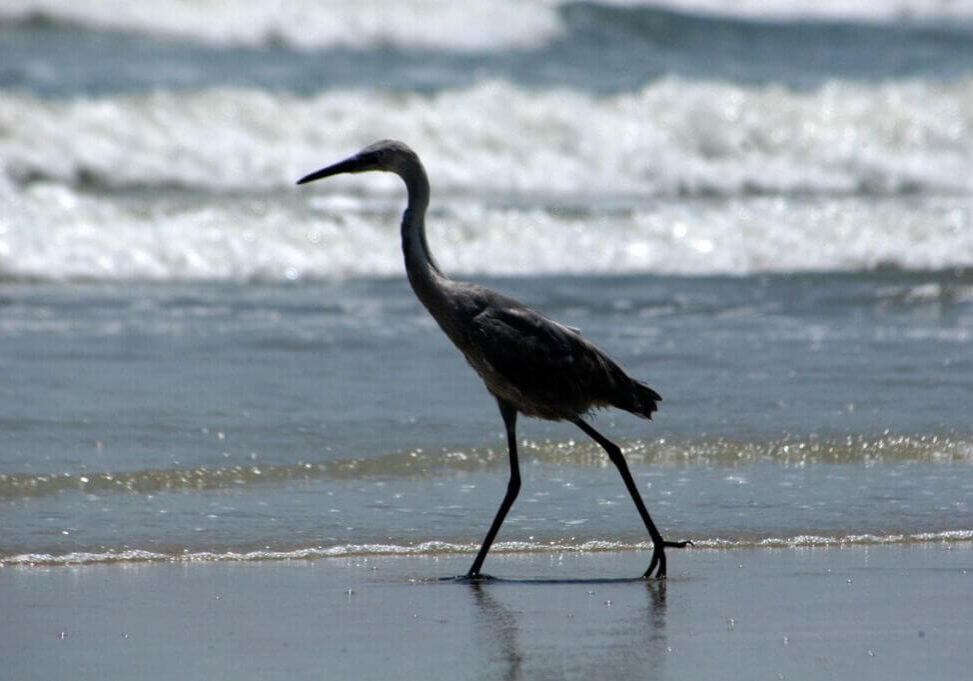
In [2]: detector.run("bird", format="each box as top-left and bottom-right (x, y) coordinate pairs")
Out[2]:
(297, 140), (690, 579)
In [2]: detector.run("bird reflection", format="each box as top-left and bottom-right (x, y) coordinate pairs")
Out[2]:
(464, 578), (668, 680)
(470, 582), (523, 681)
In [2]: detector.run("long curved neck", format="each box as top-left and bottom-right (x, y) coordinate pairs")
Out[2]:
(398, 160), (448, 307)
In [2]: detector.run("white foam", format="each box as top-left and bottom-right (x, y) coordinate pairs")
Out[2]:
(3, 0), (970, 53)
(3, 530), (970, 567)
(0, 0), (563, 51)
(3, 78), (972, 197)
(4, 78), (973, 280)
(3, 181), (972, 281)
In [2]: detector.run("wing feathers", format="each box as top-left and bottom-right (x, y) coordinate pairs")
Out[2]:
(464, 299), (659, 420)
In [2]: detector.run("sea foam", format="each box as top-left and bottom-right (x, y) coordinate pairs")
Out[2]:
(3, 79), (972, 280)
(3, 78), (972, 196)
(3, 0), (970, 52)
(4, 185), (973, 280)
(0, 0), (563, 51)
(3, 530), (970, 567)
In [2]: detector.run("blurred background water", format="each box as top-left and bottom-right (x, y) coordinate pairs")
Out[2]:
(1, 0), (971, 566)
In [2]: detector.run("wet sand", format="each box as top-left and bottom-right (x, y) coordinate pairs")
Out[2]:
(3, 544), (970, 680)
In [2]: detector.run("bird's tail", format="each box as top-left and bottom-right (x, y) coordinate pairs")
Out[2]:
(593, 351), (661, 420)
(608, 374), (661, 420)
(629, 380), (662, 420)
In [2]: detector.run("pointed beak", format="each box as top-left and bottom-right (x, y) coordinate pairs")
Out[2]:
(296, 153), (372, 185)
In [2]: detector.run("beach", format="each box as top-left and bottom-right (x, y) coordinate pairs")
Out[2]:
(4, 544), (971, 680)
(3, 0), (973, 678)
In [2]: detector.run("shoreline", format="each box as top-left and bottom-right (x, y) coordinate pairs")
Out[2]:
(3, 529), (971, 568)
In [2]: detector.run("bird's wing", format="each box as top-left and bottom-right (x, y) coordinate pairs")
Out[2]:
(471, 304), (580, 371)
(467, 301), (611, 415)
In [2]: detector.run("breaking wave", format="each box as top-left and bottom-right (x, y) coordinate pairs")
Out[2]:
(3, 79), (972, 280)
(4, 79), (972, 195)
(3, 530), (970, 567)
(3, 0), (971, 53)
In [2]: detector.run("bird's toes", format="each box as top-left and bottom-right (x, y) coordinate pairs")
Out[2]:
(643, 550), (662, 579)
(642, 564), (667, 580)
(451, 573), (497, 583)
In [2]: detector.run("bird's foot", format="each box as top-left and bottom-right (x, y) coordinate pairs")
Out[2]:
(642, 539), (693, 580)
(445, 572), (497, 583)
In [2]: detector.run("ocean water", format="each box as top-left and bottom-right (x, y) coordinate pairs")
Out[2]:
(1, 0), (972, 569)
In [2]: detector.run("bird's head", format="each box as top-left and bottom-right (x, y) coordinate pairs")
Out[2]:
(296, 140), (420, 185)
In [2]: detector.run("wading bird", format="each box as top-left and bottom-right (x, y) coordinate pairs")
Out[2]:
(298, 140), (689, 579)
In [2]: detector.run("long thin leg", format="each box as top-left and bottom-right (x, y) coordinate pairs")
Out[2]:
(573, 418), (690, 578)
(467, 400), (521, 578)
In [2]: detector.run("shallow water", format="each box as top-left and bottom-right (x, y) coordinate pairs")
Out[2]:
(2, 275), (970, 564)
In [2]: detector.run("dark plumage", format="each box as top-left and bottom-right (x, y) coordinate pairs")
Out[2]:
(298, 140), (689, 579)
(447, 284), (660, 421)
